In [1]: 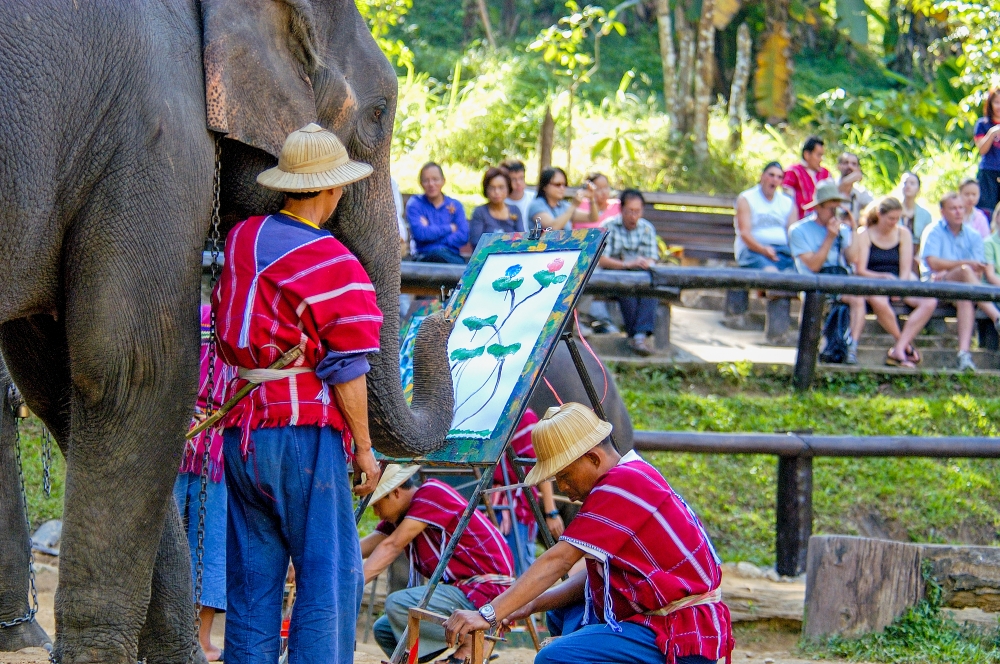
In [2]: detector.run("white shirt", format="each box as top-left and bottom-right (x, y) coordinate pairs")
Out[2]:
(734, 184), (793, 257)
(506, 189), (536, 230)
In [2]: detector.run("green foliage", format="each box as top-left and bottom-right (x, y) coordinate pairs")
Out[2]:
(527, 1), (626, 89)
(717, 359), (753, 385)
(356, 0), (415, 75)
(807, 565), (1000, 663)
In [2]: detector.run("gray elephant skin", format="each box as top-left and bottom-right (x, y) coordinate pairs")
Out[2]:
(0, 1), (453, 662)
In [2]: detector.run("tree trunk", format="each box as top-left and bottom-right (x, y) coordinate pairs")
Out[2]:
(656, 0), (679, 132)
(476, 0), (497, 48)
(693, 0), (716, 161)
(675, 2), (695, 135)
(539, 105), (554, 176)
(566, 86), (575, 178)
(727, 23), (751, 149)
(501, 0), (520, 38)
(462, 0), (478, 44)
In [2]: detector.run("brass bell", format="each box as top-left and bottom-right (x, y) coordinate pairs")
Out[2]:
(16, 404), (29, 419)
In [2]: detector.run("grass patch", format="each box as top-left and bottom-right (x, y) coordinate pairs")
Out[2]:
(804, 566), (1000, 663)
(18, 417), (65, 531)
(615, 365), (1000, 566)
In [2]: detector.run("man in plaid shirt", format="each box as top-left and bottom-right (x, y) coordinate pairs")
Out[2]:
(599, 189), (661, 356)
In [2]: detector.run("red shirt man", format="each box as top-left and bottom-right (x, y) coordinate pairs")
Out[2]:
(783, 135), (830, 221)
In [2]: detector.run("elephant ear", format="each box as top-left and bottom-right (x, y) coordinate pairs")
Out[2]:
(202, 0), (320, 157)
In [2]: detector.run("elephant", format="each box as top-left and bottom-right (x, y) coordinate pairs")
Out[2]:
(0, 1), (452, 662)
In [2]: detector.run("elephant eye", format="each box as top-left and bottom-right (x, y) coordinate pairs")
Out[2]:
(357, 99), (390, 151)
(372, 105), (384, 121)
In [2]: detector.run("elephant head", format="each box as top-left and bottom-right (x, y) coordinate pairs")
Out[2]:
(203, 0), (454, 457)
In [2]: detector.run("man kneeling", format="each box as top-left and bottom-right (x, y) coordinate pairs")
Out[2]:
(362, 466), (515, 663)
(445, 403), (733, 664)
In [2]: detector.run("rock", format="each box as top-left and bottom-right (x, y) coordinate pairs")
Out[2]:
(921, 544), (1000, 612)
(736, 562), (765, 579)
(30, 520), (61, 556)
(764, 658), (775, 663)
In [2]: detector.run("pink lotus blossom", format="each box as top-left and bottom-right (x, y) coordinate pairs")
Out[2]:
(547, 258), (564, 272)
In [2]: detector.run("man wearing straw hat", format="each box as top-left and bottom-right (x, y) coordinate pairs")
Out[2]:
(444, 403), (733, 664)
(361, 465), (515, 663)
(213, 123), (383, 664)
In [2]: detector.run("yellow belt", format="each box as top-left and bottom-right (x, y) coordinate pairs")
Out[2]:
(643, 588), (723, 617)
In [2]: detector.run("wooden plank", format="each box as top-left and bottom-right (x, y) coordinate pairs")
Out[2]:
(804, 536), (924, 639)
(921, 545), (1000, 612)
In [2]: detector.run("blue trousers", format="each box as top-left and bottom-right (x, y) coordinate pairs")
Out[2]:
(616, 296), (658, 337)
(536, 620), (715, 664)
(173, 473), (227, 611)
(223, 425), (363, 664)
(506, 520), (537, 576)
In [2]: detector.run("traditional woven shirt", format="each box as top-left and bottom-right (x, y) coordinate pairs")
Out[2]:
(376, 479), (515, 608)
(492, 409), (540, 526)
(782, 163), (830, 221)
(213, 213), (383, 456)
(179, 305), (232, 482)
(561, 451), (733, 664)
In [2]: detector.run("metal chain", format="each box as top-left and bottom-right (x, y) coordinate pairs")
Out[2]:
(1, 387), (40, 630)
(192, 133), (223, 661)
(41, 427), (52, 498)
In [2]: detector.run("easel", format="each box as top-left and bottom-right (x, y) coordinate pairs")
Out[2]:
(368, 226), (618, 664)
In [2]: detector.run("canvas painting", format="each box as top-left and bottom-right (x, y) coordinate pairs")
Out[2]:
(447, 250), (580, 439)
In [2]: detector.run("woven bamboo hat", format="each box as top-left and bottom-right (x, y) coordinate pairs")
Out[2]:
(523, 403), (613, 486)
(256, 123), (373, 192)
(803, 178), (850, 210)
(370, 464), (421, 505)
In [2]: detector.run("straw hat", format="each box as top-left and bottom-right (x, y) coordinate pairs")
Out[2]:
(803, 179), (850, 210)
(523, 403), (613, 486)
(370, 464), (421, 505)
(256, 123), (373, 192)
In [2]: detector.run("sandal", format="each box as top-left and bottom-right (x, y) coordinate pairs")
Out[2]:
(905, 345), (922, 365)
(885, 350), (916, 369)
(436, 657), (468, 664)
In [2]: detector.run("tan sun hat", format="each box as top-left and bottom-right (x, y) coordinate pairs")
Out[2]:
(256, 123), (373, 192)
(523, 403), (613, 486)
(369, 464), (421, 505)
(803, 178), (850, 210)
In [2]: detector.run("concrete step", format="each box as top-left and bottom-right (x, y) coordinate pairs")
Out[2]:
(853, 347), (1000, 370)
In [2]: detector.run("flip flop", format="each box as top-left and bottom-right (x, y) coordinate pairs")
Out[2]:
(885, 351), (916, 369)
(905, 345), (922, 365)
(435, 657), (468, 664)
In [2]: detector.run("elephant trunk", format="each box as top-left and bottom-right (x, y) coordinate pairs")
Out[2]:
(332, 164), (454, 458)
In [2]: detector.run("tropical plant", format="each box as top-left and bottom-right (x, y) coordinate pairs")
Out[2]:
(356, 0), (415, 77)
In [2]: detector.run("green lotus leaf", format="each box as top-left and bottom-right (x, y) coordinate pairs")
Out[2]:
(461, 315), (498, 331)
(492, 276), (524, 292)
(533, 270), (569, 288)
(487, 342), (522, 358)
(450, 346), (486, 361)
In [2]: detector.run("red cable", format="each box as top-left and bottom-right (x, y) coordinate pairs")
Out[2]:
(574, 309), (609, 403)
(543, 377), (563, 405)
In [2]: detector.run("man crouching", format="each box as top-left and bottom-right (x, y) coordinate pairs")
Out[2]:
(445, 403), (733, 664)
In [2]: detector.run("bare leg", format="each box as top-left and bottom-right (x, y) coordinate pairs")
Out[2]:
(867, 296), (902, 341)
(976, 300), (1000, 322)
(198, 607), (221, 661)
(894, 297), (937, 358)
(843, 295), (867, 344)
(955, 301), (975, 352)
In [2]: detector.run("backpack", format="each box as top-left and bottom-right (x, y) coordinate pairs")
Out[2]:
(819, 300), (853, 363)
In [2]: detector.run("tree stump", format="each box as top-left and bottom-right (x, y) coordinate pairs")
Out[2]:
(921, 544), (1000, 612)
(803, 535), (923, 639)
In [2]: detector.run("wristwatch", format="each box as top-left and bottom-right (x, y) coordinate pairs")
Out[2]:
(545, 510), (560, 519)
(478, 603), (498, 629)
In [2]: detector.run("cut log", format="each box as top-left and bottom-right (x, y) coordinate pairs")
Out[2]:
(921, 544), (1000, 612)
(804, 535), (923, 639)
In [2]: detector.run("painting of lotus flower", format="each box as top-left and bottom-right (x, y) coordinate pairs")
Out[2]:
(447, 250), (580, 439)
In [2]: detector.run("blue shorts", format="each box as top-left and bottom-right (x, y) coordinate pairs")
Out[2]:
(174, 472), (227, 611)
(737, 245), (794, 272)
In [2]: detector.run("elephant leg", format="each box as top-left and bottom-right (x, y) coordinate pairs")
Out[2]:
(138, 497), (205, 664)
(0, 359), (52, 651)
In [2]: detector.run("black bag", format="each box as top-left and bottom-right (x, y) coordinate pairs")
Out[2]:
(818, 265), (853, 364)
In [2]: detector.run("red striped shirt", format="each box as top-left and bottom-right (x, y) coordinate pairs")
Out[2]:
(377, 479), (515, 607)
(213, 214), (382, 455)
(561, 452), (733, 663)
(492, 409), (540, 525)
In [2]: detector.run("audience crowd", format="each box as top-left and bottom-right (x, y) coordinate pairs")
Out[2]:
(397, 97), (1000, 369)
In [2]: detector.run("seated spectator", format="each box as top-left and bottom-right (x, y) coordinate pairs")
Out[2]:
(598, 190), (660, 356)
(573, 172), (620, 229)
(835, 152), (874, 219)
(502, 159), (535, 225)
(984, 204), (1000, 286)
(898, 172), (932, 245)
(734, 161), (796, 272)
(974, 89), (1000, 214)
(788, 179), (866, 364)
(362, 466), (514, 663)
(469, 167), (524, 247)
(852, 197), (937, 368)
(406, 162), (469, 264)
(959, 178), (991, 239)
(528, 167), (585, 230)
(919, 192), (1000, 372)
(783, 135), (830, 221)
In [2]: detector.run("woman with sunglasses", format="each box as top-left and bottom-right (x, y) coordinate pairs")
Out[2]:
(527, 166), (587, 230)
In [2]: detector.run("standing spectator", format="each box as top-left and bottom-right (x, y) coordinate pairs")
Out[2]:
(598, 190), (661, 356)
(852, 197), (937, 368)
(835, 152), (874, 219)
(959, 178), (991, 238)
(783, 136), (831, 221)
(573, 172), (621, 229)
(528, 167), (586, 230)
(984, 204), (1000, 286)
(788, 180), (866, 364)
(974, 88), (1000, 213)
(734, 161), (797, 271)
(502, 160), (536, 225)
(469, 167), (524, 247)
(406, 162), (469, 264)
(919, 193), (1000, 372)
(898, 172), (932, 245)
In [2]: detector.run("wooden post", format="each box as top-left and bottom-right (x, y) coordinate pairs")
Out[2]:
(793, 290), (823, 392)
(775, 455), (812, 577)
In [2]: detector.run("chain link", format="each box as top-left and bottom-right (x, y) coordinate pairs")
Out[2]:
(192, 133), (223, 662)
(41, 427), (52, 498)
(1, 386), (40, 630)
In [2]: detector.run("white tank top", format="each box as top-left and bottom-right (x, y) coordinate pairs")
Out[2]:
(734, 185), (793, 257)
